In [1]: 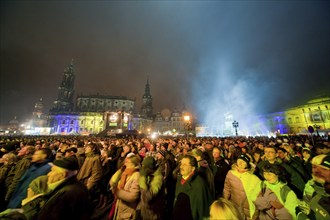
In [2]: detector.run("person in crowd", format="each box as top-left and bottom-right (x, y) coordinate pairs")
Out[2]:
(223, 154), (261, 219)
(96, 148), (113, 209)
(7, 148), (53, 208)
(314, 143), (330, 155)
(145, 143), (158, 159)
(5, 145), (35, 203)
(116, 144), (131, 169)
(76, 141), (86, 169)
(172, 155), (213, 220)
(64, 146), (78, 158)
(109, 154), (141, 220)
(209, 198), (244, 220)
(278, 146), (311, 182)
(203, 142), (215, 171)
(55, 143), (69, 159)
(254, 164), (299, 220)
(256, 145), (306, 199)
(212, 146), (230, 198)
(77, 142), (102, 204)
(0, 156), (90, 220)
(190, 148), (215, 199)
(156, 149), (176, 218)
(301, 147), (313, 175)
(252, 148), (263, 166)
(0, 152), (17, 211)
(297, 154), (330, 220)
(138, 156), (165, 220)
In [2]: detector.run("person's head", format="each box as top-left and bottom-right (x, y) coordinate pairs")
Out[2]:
(161, 143), (168, 151)
(123, 145), (132, 153)
(264, 146), (277, 163)
(262, 164), (285, 184)
(277, 148), (288, 160)
(47, 157), (79, 184)
(64, 147), (77, 158)
(124, 155), (140, 168)
(180, 155), (198, 178)
(209, 198), (243, 220)
(302, 148), (312, 160)
(212, 147), (222, 161)
(315, 143), (330, 155)
(204, 142), (213, 151)
(31, 148), (52, 163)
(101, 149), (110, 158)
(18, 145), (35, 157)
(141, 156), (156, 175)
(236, 154), (251, 170)
(0, 152), (17, 165)
(190, 148), (203, 162)
(311, 154), (330, 185)
(253, 148), (263, 161)
(84, 143), (98, 154)
(156, 150), (166, 160)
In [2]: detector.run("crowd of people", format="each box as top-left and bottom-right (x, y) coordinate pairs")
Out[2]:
(0, 134), (329, 220)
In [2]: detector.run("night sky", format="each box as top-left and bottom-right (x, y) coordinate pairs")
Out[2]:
(1, 1), (329, 126)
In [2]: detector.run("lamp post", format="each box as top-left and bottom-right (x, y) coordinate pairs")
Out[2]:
(232, 120), (239, 136)
(183, 115), (191, 139)
(314, 124), (320, 136)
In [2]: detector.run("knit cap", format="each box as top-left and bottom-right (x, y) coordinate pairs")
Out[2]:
(53, 156), (79, 171)
(142, 156), (156, 170)
(158, 150), (166, 158)
(238, 154), (250, 164)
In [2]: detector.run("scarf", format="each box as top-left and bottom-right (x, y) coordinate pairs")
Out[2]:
(108, 167), (138, 220)
(118, 167), (138, 189)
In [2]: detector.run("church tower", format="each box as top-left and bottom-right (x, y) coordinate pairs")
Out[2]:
(141, 77), (153, 118)
(32, 98), (47, 127)
(50, 60), (75, 113)
(33, 98), (44, 119)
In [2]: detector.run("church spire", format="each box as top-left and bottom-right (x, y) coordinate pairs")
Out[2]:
(141, 76), (153, 118)
(50, 61), (75, 113)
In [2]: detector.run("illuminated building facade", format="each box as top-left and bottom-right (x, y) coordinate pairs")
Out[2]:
(258, 97), (330, 135)
(49, 62), (152, 135)
(152, 109), (192, 135)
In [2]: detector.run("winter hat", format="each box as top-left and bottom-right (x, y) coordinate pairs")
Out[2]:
(302, 147), (311, 153)
(142, 157), (156, 170)
(53, 156), (79, 171)
(158, 150), (166, 158)
(312, 154), (330, 170)
(1, 142), (17, 152)
(238, 154), (250, 165)
(162, 143), (169, 150)
(65, 147), (78, 154)
(190, 148), (203, 157)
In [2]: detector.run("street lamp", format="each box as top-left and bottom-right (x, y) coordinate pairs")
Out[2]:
(314, 124), (320, 136)
(232, 120), (239, 136)
(183, 115), (190, 139)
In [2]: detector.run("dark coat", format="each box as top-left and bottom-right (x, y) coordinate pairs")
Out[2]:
(213, 157), (230, 198)
(7, 160), (51, 208)
(0, 162), (16, 211)
(138, 168), (165, 220)
(5, 155), (32, 202)
(172, 172), (213, 220)
(22, 175), (90, 220)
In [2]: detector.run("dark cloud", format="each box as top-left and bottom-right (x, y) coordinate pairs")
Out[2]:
(1, 1), (329, 125)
